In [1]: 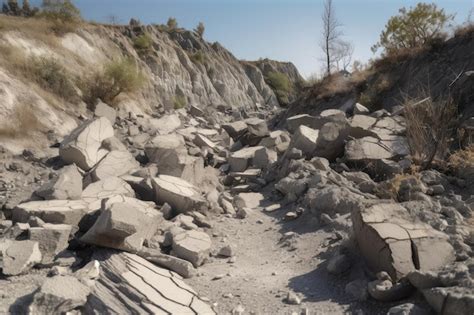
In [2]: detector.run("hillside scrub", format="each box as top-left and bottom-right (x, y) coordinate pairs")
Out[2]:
(82, 58), (146, 106)
(173, 94), (187, 109)
(133, 33), (153, 53)
(266, 71), (292, 104)
(0, 102), (43, 138)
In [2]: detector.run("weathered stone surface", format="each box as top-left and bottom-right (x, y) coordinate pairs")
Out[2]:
(92, 150), (139, 181)
(290, 125), (319, 157)
(242, 117), (269, 145)
(35, 164), (82, 200)
(345, 136), (409, 161)
(193, 134), (216, 149)
(138, 247), (196, 278)
(81, 177), (135, 204)
(101, 136), (128, 152)
(352, 203), (455, 281)
(172, 230), (212, 267)
(84, 250), (215, 314)
(367, 279), (414, 302)
(423, 286), (474, 315)
(275, 176), (308, 198)
(13, 200), (89, 226)
(353, 103), (370, 114)
(234, 192), (264, 209)
(305, 186), (362, 216)
(149, 114), (181, 135)
(81, 196), (160, 253)
(253, 147), (277, 169)
(29, 275), (90, 314)
(94, 101), (116, 124)
(59, 117), (114, 171)
(222, 121), (248, 140)
(152, 175), (206, 213)
(228, 146), (263, 172)
(286, 114), (322, 133)
(2, 240), (42, 275)
(29, 223), (72, 264)
(387, 303), (430, 315)
(314, 121), (350, 160)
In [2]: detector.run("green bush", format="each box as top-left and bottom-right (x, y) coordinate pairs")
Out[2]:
(29, 57), (77, 100)
(41, 0), (81, 22)
(189, 51), (206, 64)
(82, 58), (145, 105)
(133, 33), (153, 52)
(167, 17), (177, 30)
(173, 95), (187, 109)
(266, 72), (291, 94)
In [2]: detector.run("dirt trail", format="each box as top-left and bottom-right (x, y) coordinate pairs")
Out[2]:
(187, 192), (358, 314)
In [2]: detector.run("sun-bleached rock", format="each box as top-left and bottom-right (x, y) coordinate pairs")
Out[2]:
(345, 136), (409, 161)
(286, 114), (322, 133)
(29, 223), (72, 264)
(352, 203), (455, 281)
(83, 250), (215, 314)
(151, 175), (206, 213)
(289, 125), (319, 157)
(193, 133), (217, 149)
(233, 192), (265, 209)
(81, 196), (160, 253)
(353, 103), (370, 114)
(81, 177), (135, 204)
(228, 146), (263, 172)
(148, 114), (182, 135)
(13, 200), (89, 226)
(59, 117), (114, 171)
(35, 164), (82, 200)
(172, 230), (212, 267)
(2, 240), (42, 276)
(94, 100), (116, 124)
(222, 121), (248, 140)
(91, 150), (139, 181)
(314, 121), (350, 160)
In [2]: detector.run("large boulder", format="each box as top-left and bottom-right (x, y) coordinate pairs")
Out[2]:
(81, 196), (160, 253)
(151, 175), (206, 213)
(81, 177), (135, 205)
(1, 240), (42, 275)
(241, 117), (269, 146)
(29, 275), (90, 314)
(305, 186), (362, 216)
(345, 136), (410, 161)
(13, 200), (89, 226)
(148, 114), (181, 135)
(29, 223), (72, 264)
(352, 203), (455, 281)
(172, 230), (212, 267)
(59, 117), (114, 171)
(289, 126), (319, 157)
(35, 164), (83, 200)
(228, 146), (263, 172)
(93, 101), (116, 124)
(222, 121), (248, 141)
(314, 120), (350, 160)
(83, 250), (215, 314)
(91, 150), (139, 181)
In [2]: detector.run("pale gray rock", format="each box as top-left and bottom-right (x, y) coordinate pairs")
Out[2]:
(138, 247), (196, 278)
(172, 230), (212, 267)
(345, 279), (369, 301)
(314, 120), (350, 160)
(345, 136), (409, 161)
(289, 125), (318, 157)
(2, 240), (42, 276)
(353, 102), (370, 114)
(233, 192), (264, 209)
(13, 200), (89, 226)
(59, 117), (114, 171)
(94, 101), (116, 124)
(228, 146), (263, 172)
(92, 150), (139, 181)
(422, 286), (474, 315)
(35, 164), (82, 200)
(253, 147), (277, 169)
(222, 121), (248, 141)
(387, 303), (430, 315)
(29, 223), (72, 264)
(81, 177), (135, 205)
(149, 114), (181, 135)
(367, 279), (414, 302)
(101, 136), (128, 151)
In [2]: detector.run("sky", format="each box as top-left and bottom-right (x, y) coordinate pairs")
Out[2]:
(31, 0), (473, 78)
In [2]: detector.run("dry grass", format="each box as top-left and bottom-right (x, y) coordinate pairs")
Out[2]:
(308, 70), (372, 101)
(0, 15), (60, 47)
(448, 146), (474, 172)
(0, 102), (44, 139)
(376, 172), (420, 200)
(403, 93), (457, 169)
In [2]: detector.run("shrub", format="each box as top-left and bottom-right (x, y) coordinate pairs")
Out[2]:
(189, 51), (206, 64)
(167, 17), (177, 30)
(41, 0), (81, 34)
(372, 3), (453, 56)
(448, 146), (474, 180)
(0, 103), (43, 138)
(266, 71), (292, 104)
(29, 57), (77, 100)
(403, 93), (457, 169)
(173, 94), (186, 109)
(82, 59), (145, 105)
(194, 22), (205, 37)
(133, 33), (153, 52)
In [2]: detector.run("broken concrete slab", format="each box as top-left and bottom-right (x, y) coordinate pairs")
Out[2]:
(29, 223), (72, 264)
(2, 240), (42, 276)
(59, 117), (114, 171)
(151, 175), (206, 214)
(81, 196), (160, 253)
(172, 230), (212, 267)
(228, 146), (263, 172)
(92, 150), (139, 181)
(35, 164), (82, 200)
(29, 275), (90, 314)
(13, 200), (89, 226)
(84, 250), (215, 314)
(352, 203), (455, 281)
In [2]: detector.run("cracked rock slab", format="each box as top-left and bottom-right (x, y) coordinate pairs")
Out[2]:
(59, 117), (114, 171)
(81, 177), (135, 205)
(172, 230), (212, 267)
(13, 200), (89, 226)
(92, 150), (139, 181)
(151, 175), (206, 214)
(352, 203), (455, 281)
(84, 249), (215, 314)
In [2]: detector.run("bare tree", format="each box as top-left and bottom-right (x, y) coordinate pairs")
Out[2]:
(320, 0), (342, 76)
(333, 40), (354, 71)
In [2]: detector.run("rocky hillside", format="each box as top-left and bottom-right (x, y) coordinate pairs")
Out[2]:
(0, 15), (301, 153)
(282, 28), (474, 122)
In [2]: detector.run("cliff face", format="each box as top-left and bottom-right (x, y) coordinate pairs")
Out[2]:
(0, 17), (302, 153)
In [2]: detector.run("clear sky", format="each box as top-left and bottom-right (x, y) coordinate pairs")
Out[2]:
(32, 0), (473, 78)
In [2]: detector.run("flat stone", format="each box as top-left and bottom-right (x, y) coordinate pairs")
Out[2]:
(354, 103), (370, 114)
(13, 200), (89, 226)
(94, 101), (116, 124)
(228, 146), (263, 172)
(222, 121), (248, 140)
(2, 240), (42, 276)
(81, 177), (135, 204)
(151, 175), (206, 213)
(172, 230), (212, 267)
(345, 136), (409, 161)
(149, 114), (181, 135)
(29, 224), (72, 264)
(35, 164), (82, 200)
(233, 192), (264, 209)
(290, 125), (318, 157)
(92, 150), (139, 181)
(59, 117), (114, 171)
(139, 247), (196, 278)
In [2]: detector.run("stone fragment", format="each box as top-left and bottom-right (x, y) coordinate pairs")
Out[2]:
(233, 192), (264, 209)
(289, 125), (318, 157)
(314, 121), (350, 160)
(422, 286), (474, 315)
(138, 247), (196, 278)
(353, 102), (370, 114)
(286, 114), (323, 133)
(101, 136), (128, 151)
(81, 196), (160, 253)
(35, 165), (82, 200)
(228, 146), (263, 172)
(151, 175), (206, 213)
(172, 230), (212, 267)
(222, 121), (248, 140)
(193, 134), (217, 149)
(81, 177), (135, 204)
(13, 200), (89, 226)
(367, 279), (414, 302)
(242, 117), (269, 145)
(29, 223), (72, 264)
(2, 240), (42, 275)
(345, 136), (409, 161)
(94, 101), (116, 124)
(387, 303), (430, 315)
(326, 253), (351, 275)
(253, 147), (277, 169)
(92, 150), (139, 181)
(149, 114), (181, 134)
(285, 291), (301, 305)
(29, 275), (90, 314)
(218, 245), (235, 257)
(59, 117), (114, 171)
(345, 279), (369, 301)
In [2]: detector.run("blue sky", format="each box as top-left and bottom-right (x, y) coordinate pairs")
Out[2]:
(32, 0), (473, 78)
